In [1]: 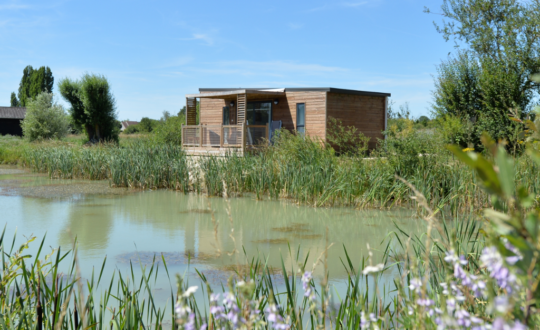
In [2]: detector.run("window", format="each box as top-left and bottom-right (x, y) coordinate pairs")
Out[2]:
(296, 103), (305, 134)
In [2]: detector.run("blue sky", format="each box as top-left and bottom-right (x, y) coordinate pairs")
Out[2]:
(0, 0), (454, 120)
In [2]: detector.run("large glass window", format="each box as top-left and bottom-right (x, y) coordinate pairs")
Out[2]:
(296, 103), (305, 134)
(222, 106), (230, 125)
(246, 101), (271, 125)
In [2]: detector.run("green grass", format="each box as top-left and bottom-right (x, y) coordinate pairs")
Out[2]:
(12, 130), (540, 212)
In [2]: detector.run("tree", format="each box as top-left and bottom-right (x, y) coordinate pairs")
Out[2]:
(22, 92), (70, 141)
(139, 117), (154, 132)
(58, 73), (119, 143)
(17, 65), (54, 106)
(10, 92), (19, 107)
(428, 0), (540, 150)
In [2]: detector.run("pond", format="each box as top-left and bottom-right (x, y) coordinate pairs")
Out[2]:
(0, 165), (424, 307)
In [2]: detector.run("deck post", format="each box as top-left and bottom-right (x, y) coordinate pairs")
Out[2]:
(220, 125), (224, 148)
(265, 123), (269, 145)
(199, 123), (203, 148)
(242, 122), (246, 153)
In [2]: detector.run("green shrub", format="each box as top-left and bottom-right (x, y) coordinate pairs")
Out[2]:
(326, 117), (370, 156)
(21, 92), (69, 141)
(123, 124), (141, 134)
(153, 112), (183, 145)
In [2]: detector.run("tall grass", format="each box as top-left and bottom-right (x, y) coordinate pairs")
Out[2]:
(17, 131), (540, 211)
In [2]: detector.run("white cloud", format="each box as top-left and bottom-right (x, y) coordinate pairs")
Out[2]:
(0, 3), (31, 10)
(179, 33), (216, 46)
(288, 23), (303, 30)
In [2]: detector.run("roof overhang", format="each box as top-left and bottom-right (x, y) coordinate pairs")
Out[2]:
(186, 89), (286, 99)
(197, 87), (391, 97)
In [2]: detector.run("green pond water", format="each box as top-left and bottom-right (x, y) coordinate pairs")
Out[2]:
(0, 166), (424, 305)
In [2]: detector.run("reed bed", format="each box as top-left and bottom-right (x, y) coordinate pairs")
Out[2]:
(18, 132), (540, 212)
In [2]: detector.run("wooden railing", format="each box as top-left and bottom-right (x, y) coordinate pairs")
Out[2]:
(181, 124), (269, 151)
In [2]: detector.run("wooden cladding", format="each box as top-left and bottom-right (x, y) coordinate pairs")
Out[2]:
(326, 93), (386, 149)
(197, 91), (386, 148)
(236, 93), (246, 124)
(186, 97), (197, 125)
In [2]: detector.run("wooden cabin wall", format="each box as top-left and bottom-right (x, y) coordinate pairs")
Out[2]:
(277, 91), (326, 141)
(199, 98), (237, 125)
(326, 93), (386, 149)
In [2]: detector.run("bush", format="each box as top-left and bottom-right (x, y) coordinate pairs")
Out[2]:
(59, 73), (119, 143)
(21, 92), (69, 141)
(326, 117), (370, 156)
(123, 124), (141, 134)
(153, 115), (182, 145)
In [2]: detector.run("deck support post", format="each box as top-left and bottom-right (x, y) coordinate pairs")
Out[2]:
(220, 125), (224, 148)
(242, 122), (246, 153)
(266, 123), (269, 144)
(199, 123), (203, 148)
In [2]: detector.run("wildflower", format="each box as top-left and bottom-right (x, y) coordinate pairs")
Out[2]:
(492, 317), (527, 330)
(183, 286), (198, 297)
(301, 271), (315, 300)
(362, 263), (384, 275)
(265, 304), (290, 330)
(455, 309), (471, 327)
(409, 278), (422, 293)
(462, 147), (474, 152)
(360, 311), (370, 329)
(480, 247), (518, 293)
(493, 295), (510, 314)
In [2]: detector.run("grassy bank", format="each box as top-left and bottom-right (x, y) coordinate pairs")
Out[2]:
(6, 131), (540, 212)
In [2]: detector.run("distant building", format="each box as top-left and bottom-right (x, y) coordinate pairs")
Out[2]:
(0, 107), (26, 136)
(121, 121), (139, 131)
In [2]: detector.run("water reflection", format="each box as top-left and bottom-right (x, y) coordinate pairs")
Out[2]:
(1, 167), (425, 285)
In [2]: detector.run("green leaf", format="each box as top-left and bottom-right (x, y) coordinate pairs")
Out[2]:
(448, 145), (502, 196)
(524, 213), (539, 242)
(483, 209), (513, 234)
(495, 146), (514, 198)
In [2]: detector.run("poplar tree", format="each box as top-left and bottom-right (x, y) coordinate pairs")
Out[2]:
(16, 65), (54, 106)
(10, 92), (19, 107)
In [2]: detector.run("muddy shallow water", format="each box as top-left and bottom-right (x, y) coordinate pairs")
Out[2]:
(0, 165), (424, 305)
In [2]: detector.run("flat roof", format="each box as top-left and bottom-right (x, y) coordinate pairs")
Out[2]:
(198, 87), (391, 97)
(186, 89), (286, 99)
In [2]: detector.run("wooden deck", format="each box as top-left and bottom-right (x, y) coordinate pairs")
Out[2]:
(181, 123), (269, 156)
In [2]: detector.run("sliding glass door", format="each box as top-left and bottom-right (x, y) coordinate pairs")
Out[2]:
(246, 101), (271, 126)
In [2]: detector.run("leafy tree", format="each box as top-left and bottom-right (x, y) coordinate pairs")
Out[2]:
(123, 124), (140, 134)
(139, 117), (156, 132)
(58, 73), (119, 143)
(10, 92), (19, 107)
(22, 92), (70, 141)
(428, 0), (540, 151)
(17, 66), (54, 106)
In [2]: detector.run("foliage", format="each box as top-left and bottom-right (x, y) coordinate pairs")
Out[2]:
(10, 92), (19, 107)
(16, 65), (54, 107)
(433, 52), (532, 151)
(152, 111), (184, 145)
(139, 117), (160, 132)
(123, 124), (141, 134)
(58, 73), (119, 143)
(428, 0), (540, 152)
(21, 92), (70, 141)
(326, 117), (371, 156)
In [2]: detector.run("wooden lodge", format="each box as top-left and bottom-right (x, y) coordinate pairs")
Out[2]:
(182, 88), (390, 155)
